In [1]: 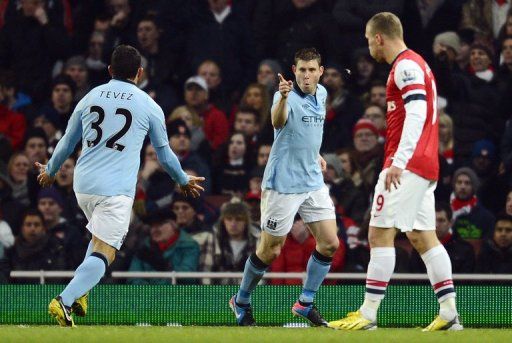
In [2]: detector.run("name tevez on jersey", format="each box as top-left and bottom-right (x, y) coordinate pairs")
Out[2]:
(50, 79), (171, 197)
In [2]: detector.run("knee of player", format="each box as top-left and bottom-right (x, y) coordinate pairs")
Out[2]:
(257, 245), (282, 263)
(319, 239), (339, 256)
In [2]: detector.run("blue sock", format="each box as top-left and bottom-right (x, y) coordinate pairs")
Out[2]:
(236, 254), (269, 305)
(60, 252), (108, 307)
(299, 250), (332, 304)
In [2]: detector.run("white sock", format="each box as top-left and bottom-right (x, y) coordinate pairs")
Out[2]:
(421, 245), (458, 320)
(360, 247), (395, 321)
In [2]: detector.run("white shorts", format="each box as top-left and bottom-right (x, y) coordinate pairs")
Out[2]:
(76, 193), (134, 250)
(369, 168), (436, 232)
(260, 185), (336, 236)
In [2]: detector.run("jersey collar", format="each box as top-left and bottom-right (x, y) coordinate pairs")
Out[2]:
(112, 78), (136, 86)
(292, 81), (318, 100)
(390, 49), (409, 66)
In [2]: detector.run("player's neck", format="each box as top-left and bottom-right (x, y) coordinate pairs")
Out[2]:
(385, 41), (408, 64)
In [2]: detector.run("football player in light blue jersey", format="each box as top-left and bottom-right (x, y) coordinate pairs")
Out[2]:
(230, 48), (339, 326)
(37, 45), (205, 327)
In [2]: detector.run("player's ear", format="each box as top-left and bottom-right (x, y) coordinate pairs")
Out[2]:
(137, 67), (144, 79)
(319, 66), (324, 76)
(107, 65), (113, 77)
(376, 33), (384, 45)
(292, 65), (296, 75)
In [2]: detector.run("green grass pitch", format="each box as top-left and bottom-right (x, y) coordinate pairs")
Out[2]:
(1, 326), (511, 343)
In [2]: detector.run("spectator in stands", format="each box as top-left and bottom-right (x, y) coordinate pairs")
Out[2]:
(244, 166), (264, 224)
(461, 0), (511, 39)
(410, 202), (475, 273)
(6, 152), (30, 207)
(0, 0), (70, 103)
(431, 31), (463, 100)
(38, 75), (76, 132)
(349, 48), (379, 97)
(336, 148), (363, 189)
(128, 209), (200, 284)
(0, 204), (14, 252)
(451, 167), (495, 239)
(102, 0), (138, 59)
(186, 0), (256, 97)
(212, 201), (259, 284)
(352, 119), (383, 199)
(332, 0), (404, 58)
(367, 80), (387, 109)
(450, 42), (501, 165)
(472, 139), (508, 214)
(171, 193), (213, 274)
(256, 142), (272, 167)
(0, 70), (35, 119)
(32, 113), (61, 155)
(53, 157), (85, 227)
(497, 36), (512, 121)
(233, 107), (261, 147)
(438, 112), (454, 165)
(168, 119), (211, 194)
(37, 187), (86, 269)
(476, 214), (512, 273)
(237, 84), (271, 137)
(63, 56), (91, 102)
(506, 190), (512, 215)
(456, 28), (477, 71)
(402, 0), (464, 62)
(498, 9), (512, 43)
(0, 208), (67, 284)
(183, 76), (229, 151)
(198, 59), (228, 113)
(137, 56), (178, 114)
(321, 62), (363, 152)
(256, 0), (343, 79)
(323, 153), (366, 226)
(257, 59), (282, 99)
(0, 102), (26, 151)
(136, 143), (169, 215)
(270, 215), (346, 285)
(362, 105), (386, 144)
(167, 106), (206, 153)
(213, 132), (253, 196)
(23, 128), (48, 169)
(85, 31), (109, 87)
(136, 15), (180, 100)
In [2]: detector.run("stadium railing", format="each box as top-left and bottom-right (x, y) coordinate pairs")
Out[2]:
(3, 271), (511, 327)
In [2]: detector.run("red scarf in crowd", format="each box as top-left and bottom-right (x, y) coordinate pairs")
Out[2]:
(450, 193), (478, 220)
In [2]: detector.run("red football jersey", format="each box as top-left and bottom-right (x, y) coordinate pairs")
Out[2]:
(383, 49), (439, 181)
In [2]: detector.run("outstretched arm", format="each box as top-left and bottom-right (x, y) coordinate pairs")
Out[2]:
(37, 102), (84, 187)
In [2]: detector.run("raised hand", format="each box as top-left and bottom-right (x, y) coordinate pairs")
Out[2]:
(278, 73), (293, 98)
(179, 175), (206, 198)
(35, 162), (55, 187)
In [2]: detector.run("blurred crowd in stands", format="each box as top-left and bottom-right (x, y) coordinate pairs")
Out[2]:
(0, 0), (511, 284)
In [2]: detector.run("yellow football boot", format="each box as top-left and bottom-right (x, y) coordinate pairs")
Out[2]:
(71, 293), (88, 317)
(328, 310), (377, 331)
(48, 296), (75, 327)
(423, 315), (463, 331)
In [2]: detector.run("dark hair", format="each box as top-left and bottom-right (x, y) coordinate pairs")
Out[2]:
(138, 13), (161, 30)
(23, 128), (49, 150)
(22, 208), (45, 226)
(110, 45), (141, 80)
(236, 106), (259, 121)
(435, 202), (453, 221)
(495, 213), (512, 225)
(294, 47), (322, 66)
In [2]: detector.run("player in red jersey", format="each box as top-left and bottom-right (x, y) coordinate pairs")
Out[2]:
(329, 12), (462, 331)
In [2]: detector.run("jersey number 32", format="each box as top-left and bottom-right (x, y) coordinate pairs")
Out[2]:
(87, 105), (132, 151)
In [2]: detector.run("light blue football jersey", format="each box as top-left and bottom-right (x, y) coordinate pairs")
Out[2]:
(262, 84), (328, 193)
(47, 78), (187, 198)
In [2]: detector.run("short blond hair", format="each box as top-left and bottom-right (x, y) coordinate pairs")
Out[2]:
(367, 12), (403, 40)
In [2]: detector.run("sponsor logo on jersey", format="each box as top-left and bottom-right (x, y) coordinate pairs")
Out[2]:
(401, 69), (418, 83)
